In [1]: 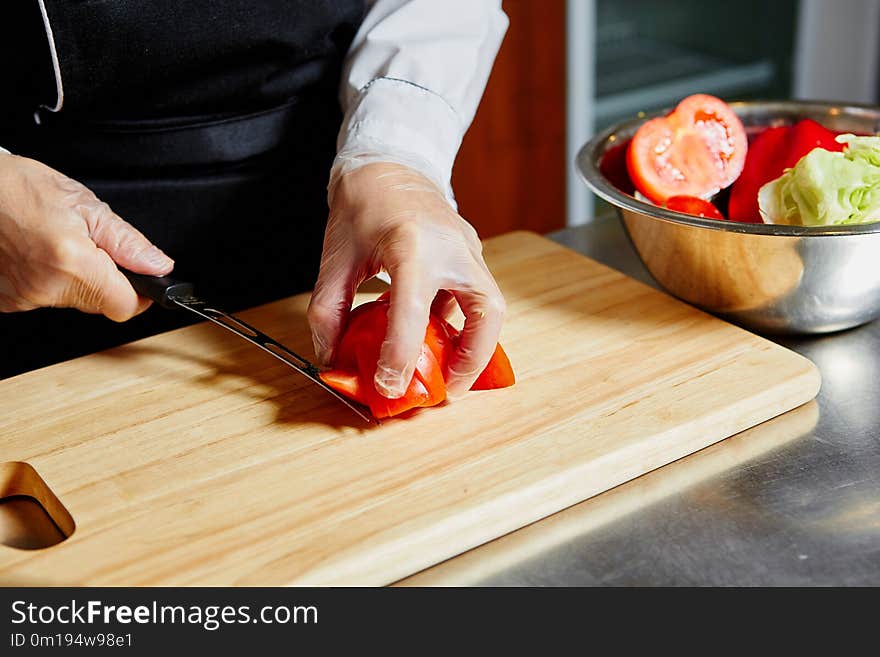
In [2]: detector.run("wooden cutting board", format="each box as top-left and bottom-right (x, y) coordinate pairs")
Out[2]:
(0, 231), (819, 586)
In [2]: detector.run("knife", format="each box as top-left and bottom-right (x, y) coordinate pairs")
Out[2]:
(121, 269), (376, 425)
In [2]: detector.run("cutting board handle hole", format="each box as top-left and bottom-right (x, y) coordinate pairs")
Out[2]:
(0, 462), (75, 550)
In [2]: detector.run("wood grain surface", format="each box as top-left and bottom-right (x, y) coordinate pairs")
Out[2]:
(397, 400), (820, 585)
(0, 231), (820, 585)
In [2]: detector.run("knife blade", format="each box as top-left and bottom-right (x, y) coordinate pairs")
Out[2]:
(121, 269), (376, 425)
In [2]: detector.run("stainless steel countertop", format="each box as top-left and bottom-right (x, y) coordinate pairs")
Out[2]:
(399, 216), (880, 586)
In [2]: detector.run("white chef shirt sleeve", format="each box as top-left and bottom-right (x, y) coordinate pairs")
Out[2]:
(332, 0), (508, 204)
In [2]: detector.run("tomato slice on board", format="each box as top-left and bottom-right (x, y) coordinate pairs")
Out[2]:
(424, 313), (456, 375)
(324, 300), (445, 419)
(470, 343), (516, 390)
(355, 342), (442, 419)
(626, 94), (747, 205)
(319, 369), (366, 404)
(666, 195), (725, 220)
(318, 295), (516, 419)
(330, 297), (389, 369)
(728, 119), (846, 223)
(433, 315), (515, 391)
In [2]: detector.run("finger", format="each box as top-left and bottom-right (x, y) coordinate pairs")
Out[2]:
(308, 276), (358, 366)
(375, 262), (432, 399)
(77, 195), (173, 275)
(308, 260), (360, 366)
(430, 289), (458, 320)
(445, 283), (506, 397)
(133, 295), (153, 317)
(64, 243), (149, 321)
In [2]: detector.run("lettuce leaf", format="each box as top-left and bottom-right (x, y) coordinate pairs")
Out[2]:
(758, 133), (880, 225)
(837, 133), (880, 167)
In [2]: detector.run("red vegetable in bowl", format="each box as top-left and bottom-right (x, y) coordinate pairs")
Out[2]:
(666, 195), (725, 220)
(728, 119), (845, 223)
(599, 140), (636, 196)
(626, 94), (747, 205)
(319, 295), (515, 419)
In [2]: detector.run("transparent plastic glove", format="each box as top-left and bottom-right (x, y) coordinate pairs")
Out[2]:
(0, 154), (174, 320)
(308, 162), (506, 399)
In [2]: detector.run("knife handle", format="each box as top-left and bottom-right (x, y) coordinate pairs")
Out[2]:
(121, 269), (194, 309)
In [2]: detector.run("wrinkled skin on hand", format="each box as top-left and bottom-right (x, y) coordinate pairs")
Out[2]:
(308, 162), (506, 400)
(0, 154), (174, 321)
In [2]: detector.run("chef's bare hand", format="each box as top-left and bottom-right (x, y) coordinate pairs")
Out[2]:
(0, 153), (173, 321)
(308, 162), (506, 399)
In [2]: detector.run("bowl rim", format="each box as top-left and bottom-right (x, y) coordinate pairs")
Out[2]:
(577, 98), (880, 237)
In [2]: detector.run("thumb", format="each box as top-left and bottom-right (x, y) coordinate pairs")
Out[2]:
(82, 200), (173, 275)
(62, 241), (152, 321)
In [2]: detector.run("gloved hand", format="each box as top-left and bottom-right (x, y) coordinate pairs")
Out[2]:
(308, 162), (506, 399)
(0, 153), (174, 320)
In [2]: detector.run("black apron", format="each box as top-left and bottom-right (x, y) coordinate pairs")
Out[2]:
(0, 0), (365, 378)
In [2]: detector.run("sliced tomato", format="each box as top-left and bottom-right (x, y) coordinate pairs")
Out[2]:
(470, 343), (516, 390)
(627, 94), (747, 205)
(319, 295), (515, 420)
(356, 342), (439, 419)
(319, 369), (366, 404)
(433, 315), (515, 390)
(331, 297), (389, 369)
(424, 313), (456, 375)
(317, 297), (446, 419)
(666, 195), (725, 220)
(413, 346), (447, 406)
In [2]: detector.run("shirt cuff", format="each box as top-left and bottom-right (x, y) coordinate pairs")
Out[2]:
(0, 146), (10, 155)
(332, 77), (464, 204)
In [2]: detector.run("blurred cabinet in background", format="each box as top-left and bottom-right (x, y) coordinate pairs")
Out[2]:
(793, 0), (880, 103)
(451, 1), (566, 239)
(591, 0), (798, 132)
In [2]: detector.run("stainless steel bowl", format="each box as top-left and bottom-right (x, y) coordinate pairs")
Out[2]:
(577, 100), (880, 334)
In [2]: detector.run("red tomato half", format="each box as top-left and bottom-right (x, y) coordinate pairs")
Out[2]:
(666, 195), (725, 220)
(627, 94), (747, 205)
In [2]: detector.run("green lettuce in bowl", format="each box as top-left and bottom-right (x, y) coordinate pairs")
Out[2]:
(759, 134), (880, 226)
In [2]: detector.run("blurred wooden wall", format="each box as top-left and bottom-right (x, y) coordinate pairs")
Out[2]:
(451, 1), (567, 238)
